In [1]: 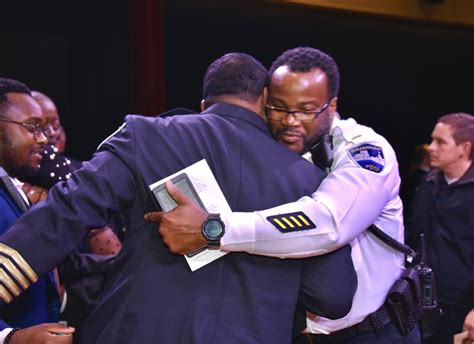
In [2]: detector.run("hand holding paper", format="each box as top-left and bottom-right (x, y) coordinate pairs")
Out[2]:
(145, 181), (208, 255)
(146, 159), (230, 271)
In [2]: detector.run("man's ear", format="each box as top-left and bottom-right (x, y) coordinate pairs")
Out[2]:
(261, 87), (268, 106)
(259, 87), (269, 122)
(200, 99), (206, 112)
(461, 141), (472, 160)
(329, 97), (338, 114)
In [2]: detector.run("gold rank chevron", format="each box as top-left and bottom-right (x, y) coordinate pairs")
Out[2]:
(0, 285), (13, 304)
(0, 268), (21, 297)
(0, 243), (38, 303)
(266, 211), (316, 233)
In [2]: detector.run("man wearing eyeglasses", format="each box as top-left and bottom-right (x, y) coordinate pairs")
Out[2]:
(150, 47), (420, 343)
(0, 78), (74, 343)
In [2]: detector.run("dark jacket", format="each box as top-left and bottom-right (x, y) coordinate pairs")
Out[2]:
(0, 104), (355, 343)
(407, 163), (474, 307)
(0, 168), (60, 330)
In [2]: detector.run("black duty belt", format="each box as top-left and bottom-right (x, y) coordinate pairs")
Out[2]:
(298, 303), (393, 344)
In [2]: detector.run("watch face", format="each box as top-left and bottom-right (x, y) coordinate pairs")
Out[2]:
(204, 219), (223, 239)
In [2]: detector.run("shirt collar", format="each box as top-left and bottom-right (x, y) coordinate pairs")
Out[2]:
(10, 177), (29, 205)
(202, 103), (270, 135)
(426, 161), (474, 186)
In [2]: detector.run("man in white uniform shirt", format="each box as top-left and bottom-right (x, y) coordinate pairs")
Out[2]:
(148, 47), (421, 343)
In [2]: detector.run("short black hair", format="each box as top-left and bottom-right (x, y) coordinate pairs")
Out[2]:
(0, 78), (32, 115)
(202, 52), (268, 105)
(269, 47), (340, 100)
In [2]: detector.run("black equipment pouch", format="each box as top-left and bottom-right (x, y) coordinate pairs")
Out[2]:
(368, 226), (442, 339)
(385, 267), (421, 335)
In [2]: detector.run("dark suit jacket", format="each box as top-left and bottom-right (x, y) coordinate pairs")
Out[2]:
(0, 168), (60, 330)
(0, 104), (355, 343)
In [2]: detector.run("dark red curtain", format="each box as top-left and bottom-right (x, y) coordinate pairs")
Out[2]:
(130, 0), (165, 115)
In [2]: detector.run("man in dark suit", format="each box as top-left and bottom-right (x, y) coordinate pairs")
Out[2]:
(0, 54), (355, 343)
(0, 78), (74, 343)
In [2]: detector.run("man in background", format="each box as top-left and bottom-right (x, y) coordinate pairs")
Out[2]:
(31, 91), (67, 155)
(24, 90), (123, 254)
(408, 113), (474, 343)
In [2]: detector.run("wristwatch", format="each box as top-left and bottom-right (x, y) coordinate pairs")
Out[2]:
(201, 213), (225, 249)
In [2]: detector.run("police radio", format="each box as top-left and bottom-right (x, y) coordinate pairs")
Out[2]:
(368, 226), (442, 339)
(420, 267), (434, 306)
(416, 234), (443, 339)
(417, 234), (435, 307)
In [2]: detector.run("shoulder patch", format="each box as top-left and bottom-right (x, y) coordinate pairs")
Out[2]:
(266, 212), (316, 233)
(349, 143), (385, 173)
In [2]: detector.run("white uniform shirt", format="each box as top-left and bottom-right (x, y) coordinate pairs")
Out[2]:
(220, 116), (405, 333)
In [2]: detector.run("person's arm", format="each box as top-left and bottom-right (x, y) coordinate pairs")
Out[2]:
(0, 119), (138, 307)
(147, 142), (400, 258)
(221, 138), (401, 257)
(220, 167), (390, 257)
(5, 323), (74, 344)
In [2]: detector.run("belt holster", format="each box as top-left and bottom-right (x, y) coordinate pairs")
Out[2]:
(386, 267), (423, 335)
(368, 226), (442, 339)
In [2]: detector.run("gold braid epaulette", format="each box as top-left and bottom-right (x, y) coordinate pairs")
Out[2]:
(0, 243), (38, 304)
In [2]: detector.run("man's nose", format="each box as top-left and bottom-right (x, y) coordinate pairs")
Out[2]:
(428, 141), (435, 151)
(281, 113), (301, 126)
(35, 130), (48, 144)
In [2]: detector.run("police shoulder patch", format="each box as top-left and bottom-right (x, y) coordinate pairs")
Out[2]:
(349, 143), (385, 173)
(266, 211), (316, 233)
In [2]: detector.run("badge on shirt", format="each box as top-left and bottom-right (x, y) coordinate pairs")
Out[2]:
(266, 211), (316, 233)
(349, 143), (385, 173)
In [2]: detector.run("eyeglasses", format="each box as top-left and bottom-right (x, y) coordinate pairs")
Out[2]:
(265, 102), (330, 123)
(0, 117), (50, 139)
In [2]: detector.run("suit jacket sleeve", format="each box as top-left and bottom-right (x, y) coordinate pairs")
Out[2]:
(0, 116), (137, 307)
(0, 177), (25, 327)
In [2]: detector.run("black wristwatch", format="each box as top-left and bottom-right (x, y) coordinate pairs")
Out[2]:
(201, 213), (225, 249)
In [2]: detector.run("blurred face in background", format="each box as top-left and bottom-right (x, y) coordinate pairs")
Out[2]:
(33, 93), (66, 153)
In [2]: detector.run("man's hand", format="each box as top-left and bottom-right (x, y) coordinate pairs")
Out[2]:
(463, 309), (474, 341)
(10, 323), (74, 344)
(22, 182), (48, 204)
(144, 181), (208, 255)
(88, 226), (122, 256)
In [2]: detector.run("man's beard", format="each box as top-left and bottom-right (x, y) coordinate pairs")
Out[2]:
(302, 130), (324, 154)
(270, 114), (332, 155)
(0, 131), (38, 180)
